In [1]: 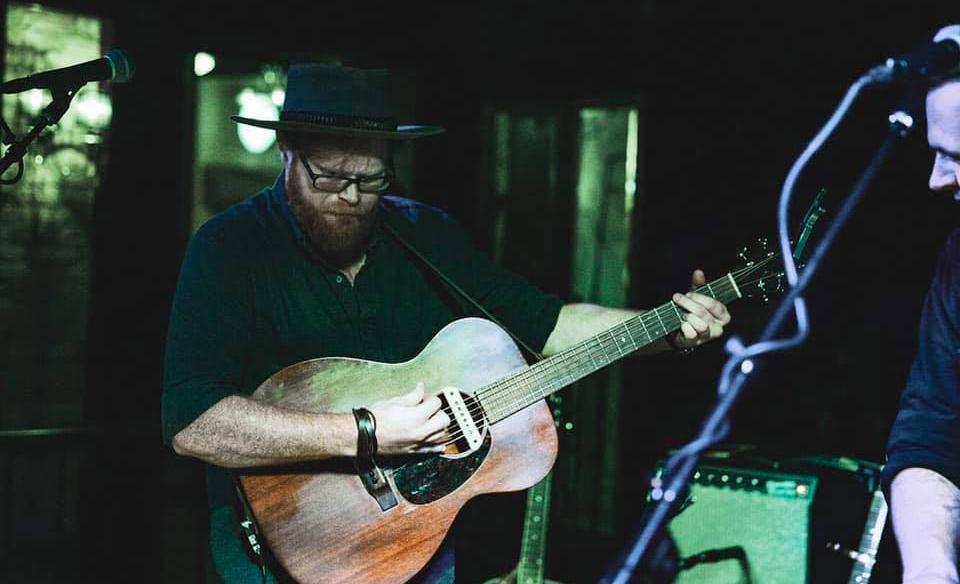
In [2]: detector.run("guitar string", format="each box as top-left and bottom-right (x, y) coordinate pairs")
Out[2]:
(439, 259), (779, 443)
(443, 258), (779, 437)
(468, 257), (777, 421)
(437, 298), (716, 444)
(437, 272), (774, 447)
(441, 260), (778, 439)
(436, 258), (781, 445)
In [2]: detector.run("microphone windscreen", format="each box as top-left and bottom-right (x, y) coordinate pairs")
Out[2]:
(106, 48), (135, 83)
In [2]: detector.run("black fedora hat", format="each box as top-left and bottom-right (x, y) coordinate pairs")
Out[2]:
(231, 63), (445, 140)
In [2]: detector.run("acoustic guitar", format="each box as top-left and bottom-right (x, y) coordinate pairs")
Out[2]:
(239, 245), (788, 583)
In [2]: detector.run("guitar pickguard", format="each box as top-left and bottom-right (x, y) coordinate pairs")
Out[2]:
(391, 435), (492, 504)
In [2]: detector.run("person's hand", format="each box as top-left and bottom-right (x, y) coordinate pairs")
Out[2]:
(669, 269), (732, 350)
(368, 382), (450, 455)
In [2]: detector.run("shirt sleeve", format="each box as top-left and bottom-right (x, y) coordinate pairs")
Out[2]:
(161, 218), (255, 445)
(883, 229), (960, 495)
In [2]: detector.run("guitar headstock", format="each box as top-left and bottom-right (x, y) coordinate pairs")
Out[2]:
(733, 237), (786, 303)
(726, 189), (826, 304)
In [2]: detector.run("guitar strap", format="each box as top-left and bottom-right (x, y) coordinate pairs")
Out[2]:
(380, 208), (545, 364)
(231, 204), (547, 579)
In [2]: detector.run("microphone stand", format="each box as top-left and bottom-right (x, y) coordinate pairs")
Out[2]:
(0, 82), (83, 180)
(601, 74), (917, 584)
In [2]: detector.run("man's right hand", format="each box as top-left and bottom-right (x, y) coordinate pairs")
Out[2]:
(369, 382), (451, 455)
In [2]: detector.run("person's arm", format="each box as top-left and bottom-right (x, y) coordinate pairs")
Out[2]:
(890, 467), (960, 584)
(172, 384), (450, 468)
(162, 221), (448, 469)
(172, 396), (356, 467)
(884, 230), (960, 581)
(542, 270), (731, 357)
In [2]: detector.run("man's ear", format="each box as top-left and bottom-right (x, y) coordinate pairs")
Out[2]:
(276, 131), (294, 156)
(277, 139), (294, 165)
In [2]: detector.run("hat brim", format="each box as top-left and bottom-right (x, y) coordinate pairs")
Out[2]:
(231, 116), (445, 140)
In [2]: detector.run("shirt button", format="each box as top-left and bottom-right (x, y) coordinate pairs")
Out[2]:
(335, 275), (344, 284)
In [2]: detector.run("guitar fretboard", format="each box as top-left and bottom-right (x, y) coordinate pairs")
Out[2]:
(477, 273), (742, 423)
(517, 472), (553, 583)
(847, 489), (888, 584)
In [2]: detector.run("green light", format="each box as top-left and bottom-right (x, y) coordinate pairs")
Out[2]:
(624, 108), (639, 212)
(74, 90), (112, 128)
(18, 88), (45, 115)
(235, 88), (277, 154)
(194, 52), (216, 77)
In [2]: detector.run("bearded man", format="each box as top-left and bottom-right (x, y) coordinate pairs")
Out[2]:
(161, 63), (731, 583)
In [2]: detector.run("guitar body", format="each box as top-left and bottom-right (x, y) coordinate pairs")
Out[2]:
(239, 318), (559, 584)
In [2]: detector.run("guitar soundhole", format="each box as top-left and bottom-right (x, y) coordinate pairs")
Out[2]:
(391, 435), (491, 505)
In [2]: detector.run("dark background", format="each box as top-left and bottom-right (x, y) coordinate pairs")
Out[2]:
(4, 0), (960, 582)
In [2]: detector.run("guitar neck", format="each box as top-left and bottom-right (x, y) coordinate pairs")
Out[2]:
(477, 273), (743, 423)
(846, 489), (888, 584)
(516, 471), (554, 584)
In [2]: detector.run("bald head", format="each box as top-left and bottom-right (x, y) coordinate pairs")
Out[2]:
(926, 78), (960, 197)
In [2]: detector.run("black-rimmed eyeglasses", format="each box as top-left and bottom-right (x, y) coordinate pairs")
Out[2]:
(298, 154), (393, 194)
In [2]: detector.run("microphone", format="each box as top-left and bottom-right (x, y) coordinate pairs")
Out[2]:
(882, 25), (960, 83)
(1, 48), (134, 94)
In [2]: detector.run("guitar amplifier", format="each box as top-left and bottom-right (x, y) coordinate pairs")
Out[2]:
(657, 463), (819, 584)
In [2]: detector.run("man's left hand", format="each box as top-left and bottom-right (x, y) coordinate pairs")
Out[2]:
(670, 269), (731, 350)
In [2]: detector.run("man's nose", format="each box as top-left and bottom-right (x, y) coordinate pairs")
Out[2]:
(338, 182), (361, 204)
(929, 153), (959, 193)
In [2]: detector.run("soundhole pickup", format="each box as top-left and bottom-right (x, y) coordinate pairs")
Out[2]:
(439, 388), (487, 455)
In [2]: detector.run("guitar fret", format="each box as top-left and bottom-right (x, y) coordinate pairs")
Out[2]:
(557, 350), (572, 387)
(636, 314), (652, 343)
(586, 339), (600, 369)
(654, 307), (667, 337)
(727, 272), (742, 299)
(561, 343), (586, 388)
(593, 335), (608, 367)
(622, 321), (637, 352)
(609, 330), (624, 356)
(492, 382), (507, 418)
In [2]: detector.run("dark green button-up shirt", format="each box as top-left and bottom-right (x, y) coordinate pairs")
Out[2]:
(161, 173), (563, 581)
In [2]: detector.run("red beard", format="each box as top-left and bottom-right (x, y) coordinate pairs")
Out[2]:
(287, 187), (378, 269)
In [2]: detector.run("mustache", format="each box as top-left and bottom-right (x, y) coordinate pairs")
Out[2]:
(286, 185), (378, 269)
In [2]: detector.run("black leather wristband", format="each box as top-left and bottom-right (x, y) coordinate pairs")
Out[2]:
(352, 408), (378, 461)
